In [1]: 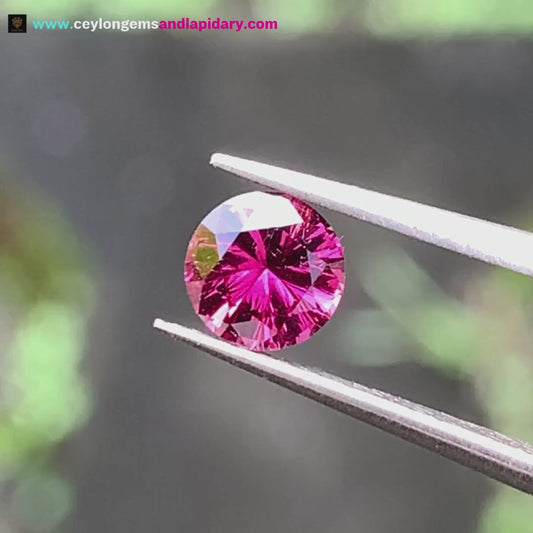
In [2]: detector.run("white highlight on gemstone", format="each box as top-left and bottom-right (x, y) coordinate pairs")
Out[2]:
(204, 192), (303, 234)
(203, 191), (304, 257)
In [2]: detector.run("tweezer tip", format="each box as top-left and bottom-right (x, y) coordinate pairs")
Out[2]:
(210, 152), (251, 173)
(152, 318), (214, 350)
(209, 152), (227, 167)
(154, 318), (192, 341)
(153, 317), (173, 335)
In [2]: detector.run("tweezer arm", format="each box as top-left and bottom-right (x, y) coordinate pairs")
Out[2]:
(210, 154), (533, 277)
(154, 320), (533, 495)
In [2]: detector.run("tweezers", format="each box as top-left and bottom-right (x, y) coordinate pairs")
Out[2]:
(154, 153), (533, 495)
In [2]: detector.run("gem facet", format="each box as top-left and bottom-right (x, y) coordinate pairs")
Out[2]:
(184, 192), (345, 351)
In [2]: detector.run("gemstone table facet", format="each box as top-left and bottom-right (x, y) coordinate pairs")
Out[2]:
(184, 192), (345, 351)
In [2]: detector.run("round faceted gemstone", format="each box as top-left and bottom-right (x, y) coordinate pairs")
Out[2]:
(184, 191), (345, 351)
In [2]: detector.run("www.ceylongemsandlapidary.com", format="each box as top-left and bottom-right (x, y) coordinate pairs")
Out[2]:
(28, 17), (278, 32)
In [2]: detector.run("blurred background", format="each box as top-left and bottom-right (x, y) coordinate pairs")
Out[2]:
(1, 1), (533, 531)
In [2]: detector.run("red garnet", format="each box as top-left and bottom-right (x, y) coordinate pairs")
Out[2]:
(184, 192), (345, 351)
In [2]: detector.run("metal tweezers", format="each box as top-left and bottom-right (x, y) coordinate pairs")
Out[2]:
(154, 153), (533, 494)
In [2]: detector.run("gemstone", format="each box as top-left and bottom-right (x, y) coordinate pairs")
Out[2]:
(184, 192), (345, 351)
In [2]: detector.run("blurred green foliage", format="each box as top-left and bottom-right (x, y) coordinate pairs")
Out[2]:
(349, 242), (533, 533)
(365, 0), (533, 36)
(6, 0), (533, 35)
(0, 182), (95, 531)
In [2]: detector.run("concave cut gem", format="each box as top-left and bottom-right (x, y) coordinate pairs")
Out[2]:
(184, 191), (345, 351)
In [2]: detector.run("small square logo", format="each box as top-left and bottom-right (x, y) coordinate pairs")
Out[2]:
(8, 14), (27, 33)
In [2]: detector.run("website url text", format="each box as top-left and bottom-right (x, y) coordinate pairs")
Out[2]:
(31, 18), (278, 32)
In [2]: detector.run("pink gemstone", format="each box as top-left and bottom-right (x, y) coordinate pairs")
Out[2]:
(184, 192), (345, 351)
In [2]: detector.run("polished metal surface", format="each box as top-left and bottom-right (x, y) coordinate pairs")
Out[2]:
(154, 154), (533, 495)
(210, 153), (533, 277)
(154, 320), (533, 495)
